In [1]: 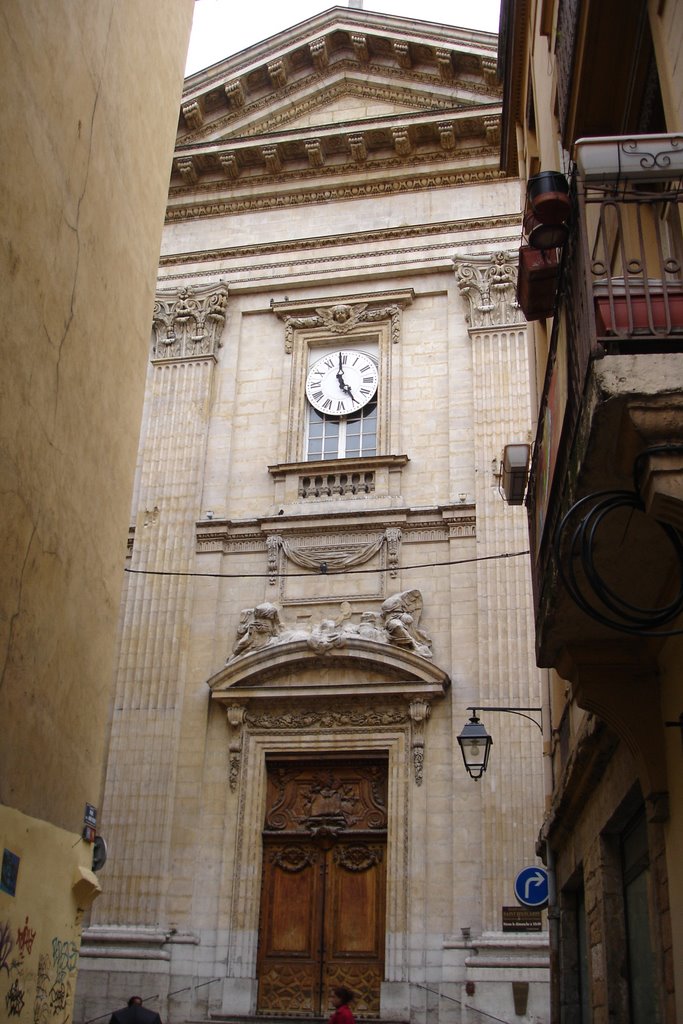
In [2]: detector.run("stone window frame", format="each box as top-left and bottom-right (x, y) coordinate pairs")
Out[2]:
(271, 290), (414, 467)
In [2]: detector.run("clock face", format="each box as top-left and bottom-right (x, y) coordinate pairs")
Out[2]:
(305, 349), (378, 415)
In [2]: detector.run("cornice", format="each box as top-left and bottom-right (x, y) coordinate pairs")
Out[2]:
(166, 165), (510, 223)
(169, 144), (501, 199)
(159, 213), (521, 267)
(181, 66), (500, 145)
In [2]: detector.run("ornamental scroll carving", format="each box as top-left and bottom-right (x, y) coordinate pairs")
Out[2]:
(454, 252), (524, 329)
(269, 845), (318, 872)
(264, 764), (387, 838)
(228, 589), (432, 661)
(226, 704), (246, 791)
(151, 285), (228, 360)
(409, 699), (431, 786)
(276, 301), (402, 353)
(333, 844), (383, 871)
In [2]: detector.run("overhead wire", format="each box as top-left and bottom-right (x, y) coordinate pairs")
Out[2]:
(124, 549), (531, 580)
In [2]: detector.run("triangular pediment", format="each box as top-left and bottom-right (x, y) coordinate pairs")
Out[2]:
(169, 6), (503, 211)
(255, 89), (418, 133)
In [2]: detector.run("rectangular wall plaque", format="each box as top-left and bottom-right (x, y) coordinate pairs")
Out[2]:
(502, 906), (542, 932)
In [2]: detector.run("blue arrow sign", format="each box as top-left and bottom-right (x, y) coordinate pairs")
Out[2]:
(514, 866), (549, 908)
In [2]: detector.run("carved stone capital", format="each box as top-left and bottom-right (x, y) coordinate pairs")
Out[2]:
(454, 251), (524, 329)
(151, 285), (229, 362)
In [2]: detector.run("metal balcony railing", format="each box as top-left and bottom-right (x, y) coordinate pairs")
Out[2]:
(526, 170), (683, 598)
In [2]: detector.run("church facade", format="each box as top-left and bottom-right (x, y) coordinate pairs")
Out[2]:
(76, 10), (549, 1024)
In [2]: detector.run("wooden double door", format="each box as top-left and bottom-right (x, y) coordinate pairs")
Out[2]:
(256, 760), (388, 1017)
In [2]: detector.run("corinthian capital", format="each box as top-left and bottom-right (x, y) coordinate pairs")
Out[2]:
(151, 285), (229, 361)
(454, 252), (524, 329)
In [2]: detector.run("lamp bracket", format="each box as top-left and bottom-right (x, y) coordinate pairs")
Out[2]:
(467, 706), (543, 733)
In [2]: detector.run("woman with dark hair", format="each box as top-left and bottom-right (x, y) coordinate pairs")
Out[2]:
(329, 986), (356, 1024)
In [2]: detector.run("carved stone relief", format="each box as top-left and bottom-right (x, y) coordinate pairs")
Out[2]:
(275, 301), (403, 353)
(408, 699), (431, 787)
(151, 285), (229, 360)
(454, 251), (524, 329)
(266, 529), (397, 582)
(228, 589), (433, 662)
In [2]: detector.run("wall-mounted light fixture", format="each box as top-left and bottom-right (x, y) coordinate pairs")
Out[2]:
(500, 444), (531, 505)
(457, 706), (542, 780)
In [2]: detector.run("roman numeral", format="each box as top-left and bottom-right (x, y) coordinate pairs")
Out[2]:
(362, 375), (374, 383)
(312, 390), (324, 400)
(360, 363), (371, 372)
(360, 388), (370, 396)
(341, 354), (348, 364)
(336, 401), (346, 412)
(324, 358), (334, 368)
(322, 398), (333, 410)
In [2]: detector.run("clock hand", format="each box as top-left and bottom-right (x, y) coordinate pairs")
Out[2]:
(336, 351), (347, 386)
(339, 381), (359, 404)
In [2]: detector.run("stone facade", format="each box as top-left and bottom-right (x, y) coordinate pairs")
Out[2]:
(76, 11), (549, 1024)
(0, 2), (194, 1023)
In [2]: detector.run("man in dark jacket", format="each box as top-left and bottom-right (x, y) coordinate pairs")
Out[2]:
(110, 996), (162, 1024)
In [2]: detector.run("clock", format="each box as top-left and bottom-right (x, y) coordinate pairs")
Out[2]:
(305, 349), (378, 415)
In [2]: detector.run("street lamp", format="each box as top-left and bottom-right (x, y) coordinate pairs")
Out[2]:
(458, 706), (543, 780)
(457, 711), (493, 780)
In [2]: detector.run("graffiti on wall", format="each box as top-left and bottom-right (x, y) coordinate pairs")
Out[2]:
(0, 916), (80, 1024)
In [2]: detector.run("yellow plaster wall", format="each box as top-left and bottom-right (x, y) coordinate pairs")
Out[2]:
(0, 805), (100, 1021)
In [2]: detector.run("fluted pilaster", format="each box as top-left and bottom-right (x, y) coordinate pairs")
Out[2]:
(94, 286), (227, 925)
(454, 253), (544, 932)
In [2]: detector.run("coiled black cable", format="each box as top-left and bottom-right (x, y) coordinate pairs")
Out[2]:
(553, 446), (683, 636)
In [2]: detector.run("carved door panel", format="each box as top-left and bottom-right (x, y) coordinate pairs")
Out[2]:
(257, 839), (385, 1017)
(323, 841), (386, 1016)
(257, 842), (323, 1015)
(257, 759), (388, 1017)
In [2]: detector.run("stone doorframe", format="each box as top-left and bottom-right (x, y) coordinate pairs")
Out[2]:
(208, 641), (450, 1017)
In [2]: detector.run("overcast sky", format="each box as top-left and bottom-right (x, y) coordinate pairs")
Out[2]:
(185, 0), (501, 76)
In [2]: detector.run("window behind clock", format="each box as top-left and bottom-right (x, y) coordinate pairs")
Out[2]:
(307, 398), (377, 461)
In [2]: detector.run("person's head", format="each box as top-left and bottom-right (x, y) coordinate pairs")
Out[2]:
(127, 997), (143, 1007)
(332, 986), (354, 1007)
